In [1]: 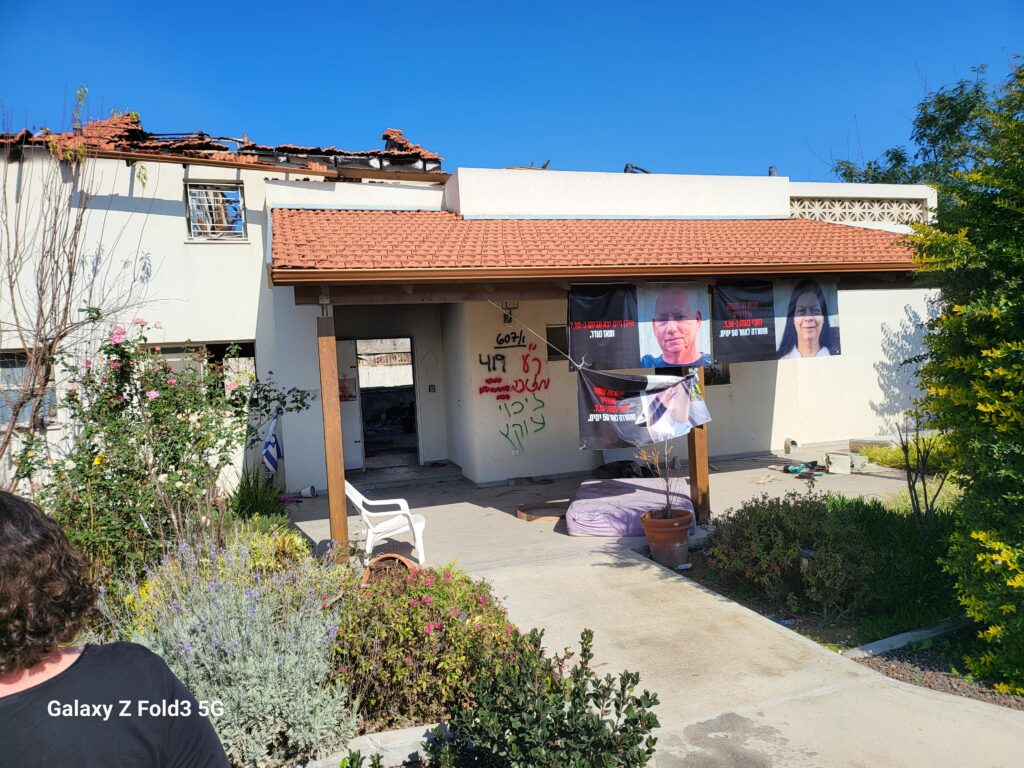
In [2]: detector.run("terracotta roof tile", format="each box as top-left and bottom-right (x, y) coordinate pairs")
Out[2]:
(270, 210), (913, 278)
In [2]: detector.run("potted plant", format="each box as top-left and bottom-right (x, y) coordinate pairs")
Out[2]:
(635, 440), (694, 568)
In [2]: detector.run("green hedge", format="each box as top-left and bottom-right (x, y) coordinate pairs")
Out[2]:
(707, 492), (959, 639)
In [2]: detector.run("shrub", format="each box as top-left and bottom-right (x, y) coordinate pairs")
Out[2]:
(948, 530), (1024, 695)
(106, 536), (355, 768)
(335, 564), (514, 733)
(22, 321), (308, 578)
(423, 628), (659, 767)
(230, 514), (310, 572)
(707, 492), (958, 633)
(340, 752), (384, 768)
(230, 466), (286, 519)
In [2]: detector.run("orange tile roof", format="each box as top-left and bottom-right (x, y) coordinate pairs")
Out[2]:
(270, 209), (914, 283)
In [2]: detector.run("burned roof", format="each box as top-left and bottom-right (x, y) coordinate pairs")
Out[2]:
(0, 114), (445, 177)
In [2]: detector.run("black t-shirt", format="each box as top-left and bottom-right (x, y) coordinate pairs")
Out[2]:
(0, 642), (229, 768)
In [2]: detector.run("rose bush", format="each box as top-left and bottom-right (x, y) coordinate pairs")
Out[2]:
(23, 321), (306, 577)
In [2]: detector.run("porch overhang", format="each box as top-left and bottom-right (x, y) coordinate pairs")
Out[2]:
(268, 208), (916, 288)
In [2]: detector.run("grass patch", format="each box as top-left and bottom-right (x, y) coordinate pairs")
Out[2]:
(857, 435), (955, 474)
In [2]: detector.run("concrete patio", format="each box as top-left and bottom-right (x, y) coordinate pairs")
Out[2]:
(291, 455), (1024, 767)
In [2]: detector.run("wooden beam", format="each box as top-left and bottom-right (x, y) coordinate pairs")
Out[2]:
(316, 315), (348, 555)
(688, 366), (711, 526)
(293, 282), (569, 305)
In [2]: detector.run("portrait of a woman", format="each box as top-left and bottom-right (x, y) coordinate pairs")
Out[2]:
(776, 279), (839, 359)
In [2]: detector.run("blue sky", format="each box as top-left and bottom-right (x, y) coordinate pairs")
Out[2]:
(2, 1), (1020, 180)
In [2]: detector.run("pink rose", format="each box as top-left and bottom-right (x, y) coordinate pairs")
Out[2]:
(226, 380), (239, 391)
(167, 377), (176, 386)
(131, 317), (146, 325)
(420, 596), (434, 605)
(109, 360), (122, 370)
(82, 359), (92, 369)
(146, 390), (159, 400)
(443, 571), (453, 581)
(155, 346), (162, 353)
(110, 325), (127, 344)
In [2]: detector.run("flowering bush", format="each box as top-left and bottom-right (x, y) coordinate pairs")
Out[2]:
(335, 564), (516, 733)
(25, 321), (306, 577)
(103, 535), (355, 768)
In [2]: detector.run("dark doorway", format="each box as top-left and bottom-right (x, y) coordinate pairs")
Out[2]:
(356, 338), (418, 470)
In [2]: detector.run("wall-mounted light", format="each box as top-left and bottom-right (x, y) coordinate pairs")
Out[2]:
(500, 300), (519, 324)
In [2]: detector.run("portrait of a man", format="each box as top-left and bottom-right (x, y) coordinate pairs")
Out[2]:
(636, 377), (712, 442)
(639, 283), (712, 368)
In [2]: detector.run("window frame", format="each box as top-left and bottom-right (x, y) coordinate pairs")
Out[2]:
(184, 182), (248, 241)
(0, 351), (57, 428)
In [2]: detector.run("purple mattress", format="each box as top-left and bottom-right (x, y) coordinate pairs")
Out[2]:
(567, 478), (696, 537)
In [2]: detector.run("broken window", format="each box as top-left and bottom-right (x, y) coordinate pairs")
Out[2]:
(185, 183), (247, 240)
(545, 325), (569, 362)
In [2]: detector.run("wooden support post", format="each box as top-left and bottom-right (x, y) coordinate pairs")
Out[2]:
(317, 315), (348, 556)
(688, 366), (711, 525)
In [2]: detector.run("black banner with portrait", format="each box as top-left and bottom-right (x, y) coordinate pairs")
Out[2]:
(711, 282), (777, 363)
(567, 284), (640, 371)
(577, 368), (712, 450)
(569, 283), (711, 370)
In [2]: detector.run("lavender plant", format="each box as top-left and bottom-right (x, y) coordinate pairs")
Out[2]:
(111, 540), (356, 768)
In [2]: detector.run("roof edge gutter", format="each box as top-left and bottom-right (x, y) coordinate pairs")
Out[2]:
(270, 261), (916, 286)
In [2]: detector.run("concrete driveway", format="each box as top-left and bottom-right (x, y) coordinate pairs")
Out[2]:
(293, 461), (1024, 767)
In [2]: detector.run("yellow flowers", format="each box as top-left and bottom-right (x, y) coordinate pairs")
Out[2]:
(92, 454), (107, 467)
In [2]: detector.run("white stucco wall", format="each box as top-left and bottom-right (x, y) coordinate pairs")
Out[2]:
(446, 168), (792, 219)
(265, 178), (444, 212)
(441, 300), (602, 485)
(441, 303), (473, 475)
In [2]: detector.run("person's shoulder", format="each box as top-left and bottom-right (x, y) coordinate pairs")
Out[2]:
(85, 642), (170, 673)
(640, 354), (664, 368)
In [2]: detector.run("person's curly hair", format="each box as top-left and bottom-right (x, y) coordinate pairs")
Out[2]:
(0, 492), (96, 675)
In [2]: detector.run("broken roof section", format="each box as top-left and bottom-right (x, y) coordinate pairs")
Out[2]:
(0, 114), (445, 179)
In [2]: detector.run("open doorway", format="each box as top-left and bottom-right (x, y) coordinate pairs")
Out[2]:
(356, 338), (418, 470)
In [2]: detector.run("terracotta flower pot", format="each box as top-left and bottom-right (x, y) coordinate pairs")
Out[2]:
(359, 552), (416, 588)
(640, 508), (694, 568)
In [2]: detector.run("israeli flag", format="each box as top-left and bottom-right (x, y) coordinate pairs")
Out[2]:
(262, 414), (282, 473)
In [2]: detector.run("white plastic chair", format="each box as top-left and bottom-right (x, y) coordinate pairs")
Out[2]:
(345, 481), (426, 565)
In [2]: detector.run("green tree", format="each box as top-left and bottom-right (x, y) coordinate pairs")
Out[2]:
(832, 69), (989, 225)
(910, 62), (1024, 694)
